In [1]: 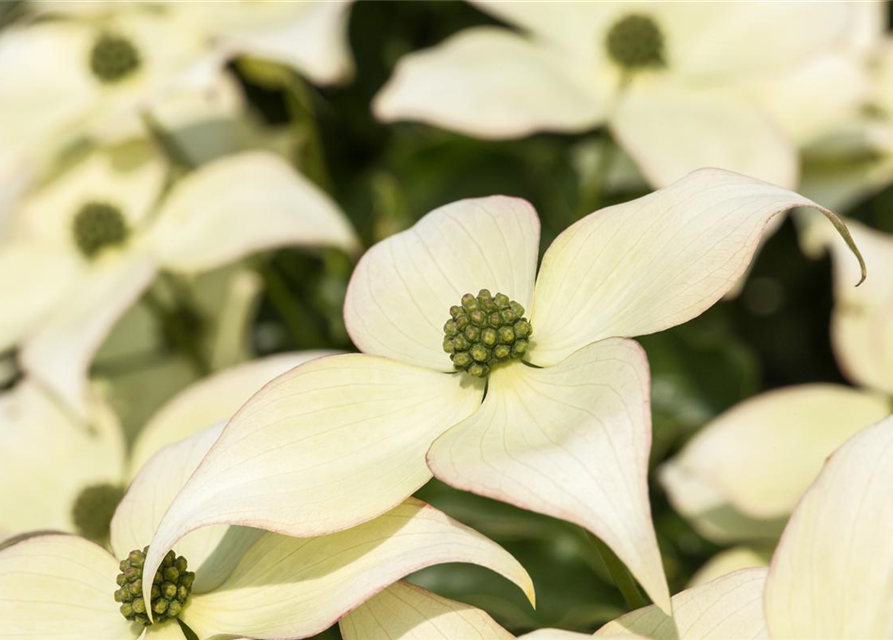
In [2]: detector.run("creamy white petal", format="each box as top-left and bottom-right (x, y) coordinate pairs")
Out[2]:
(111, 423), (234, 579)
(829, 221), (893, 394)
(427, 339), (670, 612)
(180, 499), (534, 639)
(0, 22), (96, 157)
(129, 351), (334, 475)
(0, 534), (132, 639)
(0, 243), (82, 352)
(341, 581), (514, 640)
(689, 547), (770, 588)
(661, 384), (890, 521)
(345, 195), (539, 370)
(469, 1), (617, 61)
(194, 0), (355, 85)
(530, 168), (865, 366)
(20, 250), (157, 418)
(143, 622), (188, 640)
(374, 27), (606, 139)
(611, 82), (797, 189)
(765, 415), (893, 639)
(595, 568), (769, 640)
(748, 53), (870, 147)
(658, 460), (785, 545)
(661, 3), (852, 79)
(0, 382), (125, 539)
(143, 353), (483, 593)
(149, 151), (358, 273)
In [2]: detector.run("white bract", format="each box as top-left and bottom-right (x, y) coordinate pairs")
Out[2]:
(661, 221), (893, 546)
(374, 2), (863, 188)
(0, 352), (330, 543)
(0, 420), (533, 640)
(140, 168), (864, 615)
(0, 144), (357, 416)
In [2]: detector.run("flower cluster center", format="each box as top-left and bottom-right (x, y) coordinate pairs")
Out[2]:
(115, 547), (194, 626)
(605, 14), (665, 70)
(90, 33), (141, 83)
(71, 483), (124, 543)
(72, 202), (129, 258)
(443, 289), (531, 378)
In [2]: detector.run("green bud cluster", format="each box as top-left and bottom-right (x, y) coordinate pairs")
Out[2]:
(605, 14), (665, 70)
(90, 33), (141, 83)
(72, 202), (129, 258)
(443, 289), (532, 378)
(71, 483), (124, 543)
(115, 547), (194, 626)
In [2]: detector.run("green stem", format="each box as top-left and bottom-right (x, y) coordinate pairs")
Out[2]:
(143, 287), (210, 376)
(141, 111), (197, 171)
(589, 532), (649, 611)
(259, 261), (325, 348)
(578, 130), (617, 218)
(283, 73), (332, 192)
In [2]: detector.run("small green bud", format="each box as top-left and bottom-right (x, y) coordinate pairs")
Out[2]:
(493, 344), (511, 360)
(442, 290), (532, 378)
(498, 326), (515, 344)
(114, 546), (193, 626)
(500, 309), (518, 324)
(453, 351), (472, 367)
(90, 33), (140, 83)
(467, 363), (488, 378)
(512, 340), (529, 357)
(470, 344), (491, 362)
(513, 320), (532, 338)
(481, 327), (498, 347)
(605, 14), (665, 70)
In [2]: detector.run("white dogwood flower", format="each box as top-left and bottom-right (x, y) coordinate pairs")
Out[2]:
(375, 2), (862, 188)
(0, 420), (533, 640)
(0, 144), (357, 416)
(140, 168), (864, 616)
(0, 7), (217, 188)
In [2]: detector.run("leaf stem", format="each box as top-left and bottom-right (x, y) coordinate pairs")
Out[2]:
(589, 532), (649, 611)
(143, 284), (210, 376)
